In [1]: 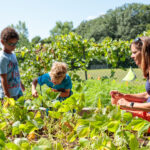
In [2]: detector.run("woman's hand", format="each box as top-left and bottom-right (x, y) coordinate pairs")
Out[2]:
(110, 90), (124, 99)
(32, 89), (38, 97)
(117, 98), (130, 108)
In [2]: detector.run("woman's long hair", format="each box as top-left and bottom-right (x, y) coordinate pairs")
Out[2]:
(141, 37), (150, 78)
(131, 37), (150, 78)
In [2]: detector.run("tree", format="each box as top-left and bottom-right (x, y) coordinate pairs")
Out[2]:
(11, 21), (30, 49)
(75, 3), (150, 42)
(114, 3), (150, 40)
(41, 36), (52, 44)
(31, 36), (41, 45)
(50, 21), (73, 37)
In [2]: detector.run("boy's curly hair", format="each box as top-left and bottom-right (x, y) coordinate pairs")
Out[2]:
(50, 62), (67, 80)
(1, 27), (19, 42)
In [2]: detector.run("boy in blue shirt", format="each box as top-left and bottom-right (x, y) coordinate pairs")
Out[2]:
(0, 27), (25, 100)
(32, 62), (72, 102)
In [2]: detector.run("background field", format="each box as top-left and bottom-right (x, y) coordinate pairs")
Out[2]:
(76, 68), (145, 84)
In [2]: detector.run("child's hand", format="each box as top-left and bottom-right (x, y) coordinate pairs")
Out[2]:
(32, 90), (38, 97)
(51, 89), (59, 92)
(21, 83), (25, 92)
(60, 90), (70, 97)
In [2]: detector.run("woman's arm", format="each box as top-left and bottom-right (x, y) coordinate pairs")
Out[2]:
(32, 78), (38, 97)
(123, 92), (148, 103)
(117, 98), (150, 112)
(110, 90), (148, 103)
(0, 74), (10, 98)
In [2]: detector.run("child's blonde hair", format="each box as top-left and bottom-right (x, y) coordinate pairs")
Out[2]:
(50, 62), (67, 80)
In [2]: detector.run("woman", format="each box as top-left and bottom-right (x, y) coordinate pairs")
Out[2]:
(110, 37), (150, 121)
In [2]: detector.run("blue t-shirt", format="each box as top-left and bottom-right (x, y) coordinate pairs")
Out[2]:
(0, 51), (22, 98)
(38, 73), (72, 97)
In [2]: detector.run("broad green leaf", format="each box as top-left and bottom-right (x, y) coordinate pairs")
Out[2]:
(130, 119), (147, 131)
(68, 131), (77, 142)
(32, 138), (52, 149)
(33, 118), (44, 129)
(21, 51), (25, 58)
(77, 126), (90, 137)
(0, 130), (6, 141)
(129, 134), (139, 150)
(48, 111), (61, 119)
(12, 121), (21, 127)
(5, 143), (20, 150)
(79, 138), (90, 146)
(0, 122), (7, 129)
(21, 122), (37, 134)
(14, 138), (28, 145)
(20, 142), (30, 149)
(107, 121), (120, 132)
(0, 139), (5, 147)
(123, 112), (133, 122)
(138, 123), (150, 137)
(12, 127), (20, 136)
(54, 142), (64, 150)
(8, 98), (15, 106)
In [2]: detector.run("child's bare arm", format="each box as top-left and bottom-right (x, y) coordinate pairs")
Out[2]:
(32, 78), (38, 97)
(51, 89), (59, 92)
(51, 89), (70, 97)
(20, 81), (25, 92)
(0, 74), (10, 98)
(59, 89), (70, 97)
